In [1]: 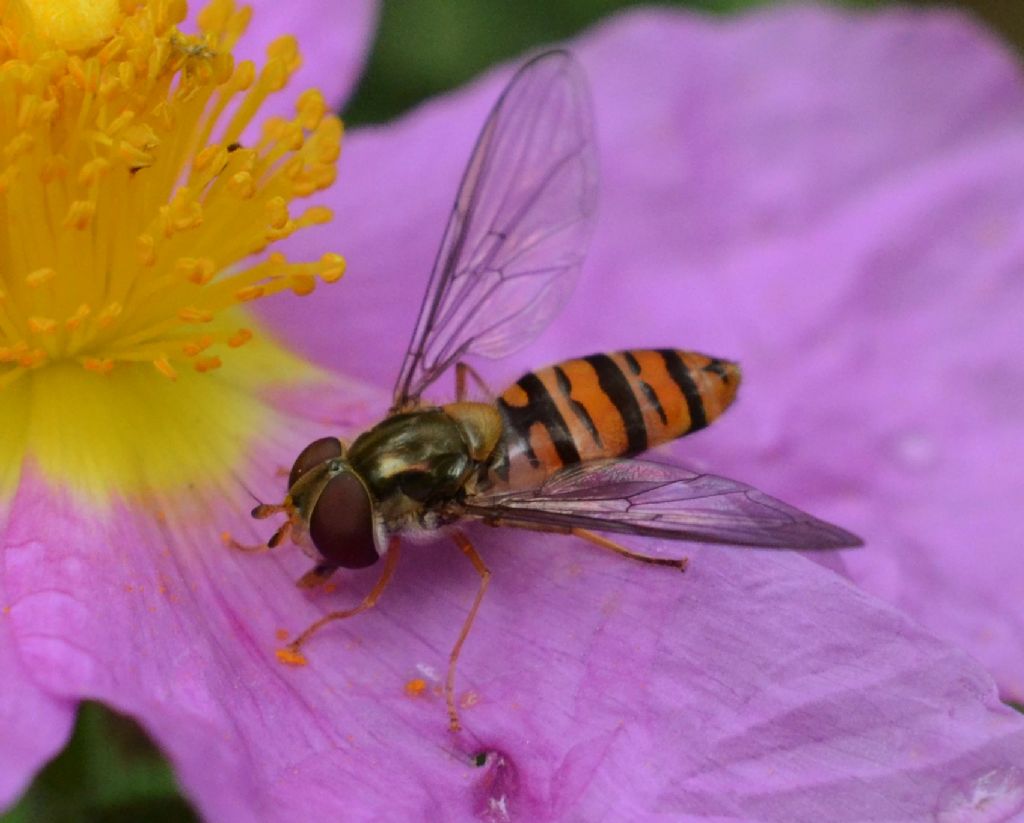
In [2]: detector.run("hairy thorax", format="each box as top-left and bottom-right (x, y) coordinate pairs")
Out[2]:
(345, 405), (503, 535)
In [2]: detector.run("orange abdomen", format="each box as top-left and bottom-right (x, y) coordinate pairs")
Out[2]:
(492, 349), (740, 486)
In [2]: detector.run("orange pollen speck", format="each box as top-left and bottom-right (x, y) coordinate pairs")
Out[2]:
(275, 628), (290, 641)
(276, 647), (308, 667)
(0, 0), (347, 391)
(404, 678), (428, 697)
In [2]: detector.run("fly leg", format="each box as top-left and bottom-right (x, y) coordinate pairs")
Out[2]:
(447, 531), (491, 732)
(455, 362), (495, 402)
(277, 538), (402, 665)
(572, 528), (688, 572)
(296, 563), (339, 589)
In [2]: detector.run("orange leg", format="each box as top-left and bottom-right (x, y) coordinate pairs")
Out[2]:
(572, 528), (688, 572)
(278, 538), (401, 664)
(455, 361), (494, 402)
(296, 563), (338, 589)
(447, 531), (491, 732)
(222, 519), (292, 554)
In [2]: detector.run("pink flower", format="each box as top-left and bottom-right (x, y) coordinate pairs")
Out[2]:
(3, 2), (1024, 821)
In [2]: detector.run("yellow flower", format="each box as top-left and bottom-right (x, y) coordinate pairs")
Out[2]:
(0, 0), (344, 501)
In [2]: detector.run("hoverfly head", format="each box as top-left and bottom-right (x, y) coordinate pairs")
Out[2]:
(281, 437), (381, 569)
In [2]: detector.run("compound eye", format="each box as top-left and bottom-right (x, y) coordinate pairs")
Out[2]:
(309, 472), (379, 569)
(289, 436), (343, 489)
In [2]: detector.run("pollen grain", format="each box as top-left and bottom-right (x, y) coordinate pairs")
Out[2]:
(276, 646), (309, 667)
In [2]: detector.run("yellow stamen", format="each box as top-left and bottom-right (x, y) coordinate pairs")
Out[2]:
(0, 0), (346, 501)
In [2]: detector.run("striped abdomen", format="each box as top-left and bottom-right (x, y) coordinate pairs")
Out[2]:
(492, 349), (740, 487)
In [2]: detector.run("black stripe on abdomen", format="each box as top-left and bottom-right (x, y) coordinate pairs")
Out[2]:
(583, 354), (647, 454)
(497, 372), (581, 466)
(622, 350), (668, 426)
(659, 349), (708, 432)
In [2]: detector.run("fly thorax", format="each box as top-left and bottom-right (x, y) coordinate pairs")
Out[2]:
(441, 402), (504, 462)
(347, 410), (474, 506)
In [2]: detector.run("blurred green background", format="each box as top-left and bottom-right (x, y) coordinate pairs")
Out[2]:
(3, 0), (1022, 820)
(343, 0), (1024, 125)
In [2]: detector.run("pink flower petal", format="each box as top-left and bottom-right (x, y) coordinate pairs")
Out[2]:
(0, 573), (74, 807)
(5, 428), (1024, 819)
(259, 6), (1024, 699)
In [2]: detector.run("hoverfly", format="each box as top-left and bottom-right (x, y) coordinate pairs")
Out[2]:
(244, 50), (862, 731)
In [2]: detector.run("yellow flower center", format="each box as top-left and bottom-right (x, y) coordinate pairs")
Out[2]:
(0, 0), (345, 502)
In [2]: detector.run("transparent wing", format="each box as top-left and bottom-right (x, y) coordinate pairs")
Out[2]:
(392, 50), (599, 410)
(465, 459), (863, 550)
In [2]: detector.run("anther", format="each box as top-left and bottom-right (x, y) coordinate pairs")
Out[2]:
(25, 268), (56, 287)
(65, 305), (92, 330)
(106, 109), (135, 135)
(319, 253), (346, 283)
(96, 303), (123, 327)
(77, 158), (111, 186)
(18, 348), (47, 368)
(181, 336), (213, 357)
(28, 316), (57, 334)
(267, 35), (301, 72)
(228, 328), (253, 348)
(228, 171), (256, 198)
(0, 342), (28, 362)
(193, 144), (226, 171)
(194, 355), (221, 373)
(265, 196), (289, 229)
(299, 206), (332, 227)
(177, 307), (214, 323)
(296, 89), (326, 130)
(82, 357), (114, 374)
(229, 61), (256, 92)
(153, 358), (178, 381)
(175, 257), (216, 284)
(137, 235), (156, 267)
(64, 201), (96, 230)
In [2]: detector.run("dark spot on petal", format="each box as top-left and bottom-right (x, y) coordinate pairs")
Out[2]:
(471, 748), (520, 822)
